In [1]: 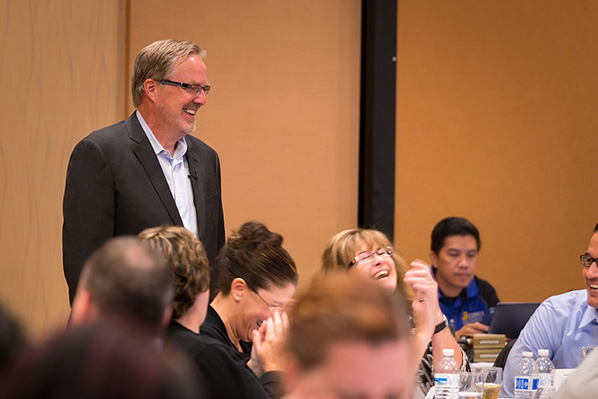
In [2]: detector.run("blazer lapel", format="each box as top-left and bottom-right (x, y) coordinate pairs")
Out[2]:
(186, 140), (207, 242)
(125, 114), (184, 226)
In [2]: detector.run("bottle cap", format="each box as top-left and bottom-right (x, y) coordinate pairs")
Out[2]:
(538, 349), (549, 357)
(523, 351), (533, 358)
(443, 349), (455, 357)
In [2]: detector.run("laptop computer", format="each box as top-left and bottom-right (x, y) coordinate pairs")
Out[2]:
(487, 302), (541, 339)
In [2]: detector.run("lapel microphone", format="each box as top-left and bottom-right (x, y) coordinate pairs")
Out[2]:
(188, 169), (199, 181)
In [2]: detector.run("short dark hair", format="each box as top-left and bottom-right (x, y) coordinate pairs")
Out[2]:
(79, 237), (174, 333)
(212, 221), (298, 295)
(594, 222), (598, 233)
(431, 217), (481, 254)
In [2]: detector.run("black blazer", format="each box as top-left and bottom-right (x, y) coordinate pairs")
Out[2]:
(63, 113), (225, 303)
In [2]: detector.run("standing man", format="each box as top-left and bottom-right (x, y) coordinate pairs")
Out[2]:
(502, 222), (598, 397)
(430, 217), (499, 339)
(63, 40), (225, 304)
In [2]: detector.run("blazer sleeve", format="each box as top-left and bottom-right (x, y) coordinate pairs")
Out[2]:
(62, 138), (115, 304)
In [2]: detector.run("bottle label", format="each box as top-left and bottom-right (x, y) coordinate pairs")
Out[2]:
(538, 373), (553, 387)
(514, 376), (539, 391)
(435, 373), (459, 386)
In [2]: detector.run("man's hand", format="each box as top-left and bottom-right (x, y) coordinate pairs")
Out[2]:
(456, 322), (489, 340)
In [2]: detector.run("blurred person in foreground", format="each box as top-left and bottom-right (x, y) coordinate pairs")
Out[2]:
(284, 272), (412, 399)
(0, 303), (28, 375)
(200, 221), (298, 398)
(555, 342), (598, 399)
(502, 222), (598, 397)
(69, 236), (174, 338)
(429, 217), (499, 339)
(1, 323), (201, 399)
(140, 225), (286, 399)
(321, 228), (467, 397)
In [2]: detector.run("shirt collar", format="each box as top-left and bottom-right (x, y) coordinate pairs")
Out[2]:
(135, 110), (187, 158)
(579, 300), (598, 329)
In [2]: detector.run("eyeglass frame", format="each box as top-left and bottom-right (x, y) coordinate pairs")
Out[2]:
(250, 288), (280, 309)
(580, 254), (598, 268)
(158, 79), (211, 97)
(348, 246), (394, 268)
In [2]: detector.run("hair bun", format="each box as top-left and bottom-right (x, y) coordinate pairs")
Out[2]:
(228, 221), (283, 251)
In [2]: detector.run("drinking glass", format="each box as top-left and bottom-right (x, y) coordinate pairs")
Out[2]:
(459, 371), (483, 399)
(481, 367), (502, 399)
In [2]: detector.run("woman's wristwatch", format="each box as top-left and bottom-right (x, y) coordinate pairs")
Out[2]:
(433, 314), (449, 335)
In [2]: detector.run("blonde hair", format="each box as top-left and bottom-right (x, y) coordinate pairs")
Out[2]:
(321, 228), (413, 300)
(138, 226), (209, 319)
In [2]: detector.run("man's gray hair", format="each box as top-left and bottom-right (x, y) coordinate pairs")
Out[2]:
(131, 39), (204, 108)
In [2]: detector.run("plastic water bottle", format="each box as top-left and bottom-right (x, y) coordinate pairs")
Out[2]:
(535, 350), (555, 399)
(514, 351), (539, 399)
(434, 348), (459, 399)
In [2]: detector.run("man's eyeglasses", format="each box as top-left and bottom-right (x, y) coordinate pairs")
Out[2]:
(158, 79), (211, 97)
(580, 254), (598, 268)
(251, 289), (280, 309)
(348, 246), (394, 268)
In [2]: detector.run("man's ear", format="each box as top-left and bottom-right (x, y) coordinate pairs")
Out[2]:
(429, 251), (438, 266)
(70, 289), (96, 326)
(143, 79), (158, 102)
(230, 277), (247, 301)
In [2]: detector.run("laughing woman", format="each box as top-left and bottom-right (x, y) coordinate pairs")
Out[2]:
(321, 228), (468, 398)
(201, 221), (298, 399)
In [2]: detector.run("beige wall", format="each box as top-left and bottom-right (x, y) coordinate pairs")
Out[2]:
(396, 1), (598, 302)
(0, 0), (360, 337)
(0, 0), (127, 338)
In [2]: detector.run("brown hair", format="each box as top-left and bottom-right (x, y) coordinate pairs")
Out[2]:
(212, 221), (297, 295)
(131, 39), (204, 107)
(287, 273), (410, 370)
(138, 226), (210, 320)
(320, 228), (412, 300)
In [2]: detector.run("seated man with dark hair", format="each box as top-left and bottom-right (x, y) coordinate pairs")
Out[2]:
(70, 236), (174, 336)
(430, 217), (499, 339)
(284, 273), (412, 399)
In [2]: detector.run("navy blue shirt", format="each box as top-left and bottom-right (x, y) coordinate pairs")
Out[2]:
(432, 267), (499, 332)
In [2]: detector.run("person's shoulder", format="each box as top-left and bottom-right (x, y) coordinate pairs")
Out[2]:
(542, 289), (587, 309)
(166, 323), (229, 355)
(185, 135), (219, 157)
(473, 275), (496, 291)
(78, 118), (131, 148)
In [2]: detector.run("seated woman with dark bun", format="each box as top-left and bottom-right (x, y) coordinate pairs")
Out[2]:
(321, 228), (469, 398)
(201, 221), (298, 399)
(139, 225), (288, 399)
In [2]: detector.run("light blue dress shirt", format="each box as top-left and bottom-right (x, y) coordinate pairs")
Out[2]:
(502, 289), (598, 397)
(136, 111), (198, 238)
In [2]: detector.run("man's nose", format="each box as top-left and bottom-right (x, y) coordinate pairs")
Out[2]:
(457, 253), (469, 267)
(193, 91), (207, 105)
